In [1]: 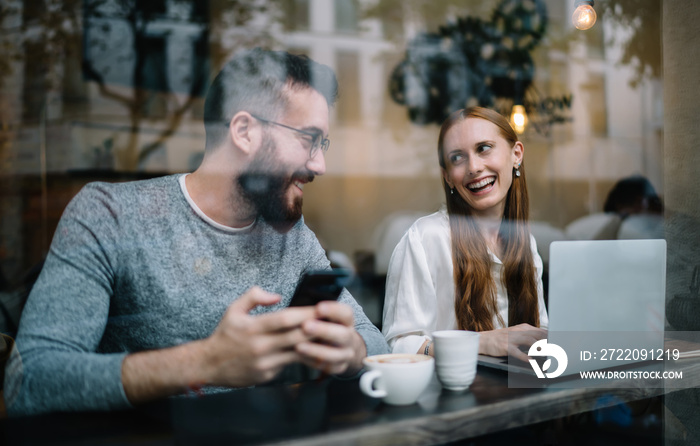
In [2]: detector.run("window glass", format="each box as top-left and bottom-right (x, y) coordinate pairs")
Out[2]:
(336, 51), (361, 124)
(335, 0), (359, 33)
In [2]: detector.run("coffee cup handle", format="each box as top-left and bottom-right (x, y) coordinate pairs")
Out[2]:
(359, 370), (387, 398)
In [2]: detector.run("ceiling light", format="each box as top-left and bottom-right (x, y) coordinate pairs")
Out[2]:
(510, 105), (528, 134)
(573, 0), (597, 30)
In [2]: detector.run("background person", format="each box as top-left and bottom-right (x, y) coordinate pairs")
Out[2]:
(4, 48), (388, 417)
(382, 107), (547, 361)
(603, 175), (664, 218)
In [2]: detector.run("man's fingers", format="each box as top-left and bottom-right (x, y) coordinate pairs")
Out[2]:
(296, 342), (352, 375)
(258, 350), (303, 372)
(302, 319), (352, 347)
(246, 350), (303, 384)
(230, 287), (281, 314)
(315, 301), (354, 327)
(255, 306), (317, 333)
(252, 328), (312, 355)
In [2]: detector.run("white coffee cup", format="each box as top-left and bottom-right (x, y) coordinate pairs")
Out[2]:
(359, 353), (434, 405)
(432, 330), (480, 391)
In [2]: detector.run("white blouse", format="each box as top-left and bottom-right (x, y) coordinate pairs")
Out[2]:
(382, 209), (549, 354)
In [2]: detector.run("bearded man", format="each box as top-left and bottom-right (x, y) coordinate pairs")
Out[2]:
(5, 49), (389, 417)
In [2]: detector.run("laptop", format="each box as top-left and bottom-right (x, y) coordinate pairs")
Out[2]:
(478, 239), (667, 376)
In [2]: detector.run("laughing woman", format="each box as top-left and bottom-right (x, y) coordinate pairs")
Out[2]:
(382, 107), (548, 361)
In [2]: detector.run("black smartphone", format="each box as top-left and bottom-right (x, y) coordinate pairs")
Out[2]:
(288, 269), (352, 307)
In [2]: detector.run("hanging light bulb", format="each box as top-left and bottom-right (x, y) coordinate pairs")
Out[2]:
(510, 104), (528, 134)
(572, 0), (597, 30)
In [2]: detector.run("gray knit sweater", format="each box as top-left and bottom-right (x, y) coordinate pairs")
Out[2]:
(4, 174), (388, 416)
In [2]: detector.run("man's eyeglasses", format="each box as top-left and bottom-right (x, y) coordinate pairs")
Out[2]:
(249, 114), (330, 158)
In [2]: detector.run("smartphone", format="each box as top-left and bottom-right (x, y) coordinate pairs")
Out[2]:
(288, 269), (352, 307)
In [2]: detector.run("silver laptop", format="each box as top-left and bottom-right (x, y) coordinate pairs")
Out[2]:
(478, 239), (667, 376)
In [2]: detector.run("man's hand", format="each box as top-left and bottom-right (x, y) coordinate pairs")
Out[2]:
(122, 287), (317, 403)
(478, 323), (547, 363)
(295, 301), (366, 376)
(201, 287), (318, 387)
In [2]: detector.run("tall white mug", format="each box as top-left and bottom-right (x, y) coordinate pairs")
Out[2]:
(432, 330), (480, 391)
(359, 354), (434, 405)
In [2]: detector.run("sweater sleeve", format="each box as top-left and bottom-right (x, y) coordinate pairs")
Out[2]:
(303, 232), (389, 358)
(4, 185), (131, 417)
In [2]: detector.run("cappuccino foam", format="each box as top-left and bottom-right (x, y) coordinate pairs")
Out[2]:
(366, 354), (431, 364)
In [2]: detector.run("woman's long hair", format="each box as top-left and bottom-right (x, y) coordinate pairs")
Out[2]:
(437, 107), (540, 332)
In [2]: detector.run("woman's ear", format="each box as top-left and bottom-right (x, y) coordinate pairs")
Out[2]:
(229, 111), (257, 155)
(442, 168), (454, 190)
(512, 141), (524, 167)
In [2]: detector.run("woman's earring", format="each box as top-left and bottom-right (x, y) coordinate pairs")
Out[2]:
(450, 187), (454, 195)
(515, 164), (521, 177)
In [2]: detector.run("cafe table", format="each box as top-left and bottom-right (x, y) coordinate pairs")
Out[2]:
(3, 353), (700, 445)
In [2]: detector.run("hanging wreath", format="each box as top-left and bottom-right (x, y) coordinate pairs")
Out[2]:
(389, 0), (548, 125)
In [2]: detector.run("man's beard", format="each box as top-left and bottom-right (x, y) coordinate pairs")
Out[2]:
(238, 135), (313, 233)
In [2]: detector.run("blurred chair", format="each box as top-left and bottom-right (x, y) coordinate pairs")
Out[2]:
(529, 221), (567, 268)
(564, 213), (623, 241)
(359, 211), (428, 329)
(617, 214), (664, 240)
(0, 333), (14, 418)
(327, 250), (356, 273)
(372, 211), (428, 276)
(0, 260), (45, 337)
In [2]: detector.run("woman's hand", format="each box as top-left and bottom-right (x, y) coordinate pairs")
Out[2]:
(478, 323), (547, 362)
